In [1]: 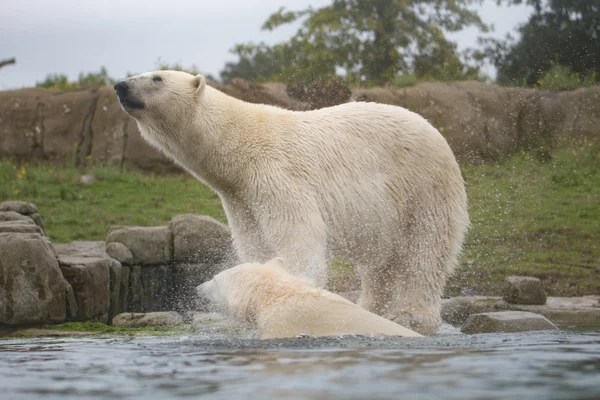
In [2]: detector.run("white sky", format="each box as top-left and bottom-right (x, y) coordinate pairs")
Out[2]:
(0, 0), (531, 89)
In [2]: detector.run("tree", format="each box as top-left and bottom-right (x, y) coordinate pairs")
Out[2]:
(0, 58), (16, 70)
(487, 0), (600, 86)
(224, 0), (488, 85)
(221, 43), (292, 83)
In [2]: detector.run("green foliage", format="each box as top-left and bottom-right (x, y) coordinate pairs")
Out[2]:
(486, 0), (600, 87)
(536, 63), (597, 91)
(36, 67), (114, 90)
(223, 0), (488, 85)
(221, 43), (291, 83)
(0, 160), (224, 243)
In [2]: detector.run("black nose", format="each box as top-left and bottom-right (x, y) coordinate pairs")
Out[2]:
(114, 81), (128, 94)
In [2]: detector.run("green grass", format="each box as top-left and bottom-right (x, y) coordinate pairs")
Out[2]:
(1, 142), (599, 297)
(0, 162), (225, 243)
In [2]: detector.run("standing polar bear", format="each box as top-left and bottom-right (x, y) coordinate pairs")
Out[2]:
(114, 71), (469, 334)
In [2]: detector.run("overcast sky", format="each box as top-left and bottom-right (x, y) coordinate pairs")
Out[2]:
(0, 0), (531, 89)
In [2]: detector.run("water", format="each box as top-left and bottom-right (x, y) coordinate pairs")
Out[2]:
(1, 330), (599, 400)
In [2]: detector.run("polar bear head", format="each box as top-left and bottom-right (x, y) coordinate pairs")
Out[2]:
(113, 70), (206, 152)
(196, 257), (318, 323)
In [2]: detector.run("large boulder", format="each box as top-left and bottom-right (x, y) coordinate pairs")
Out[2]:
(0, 211), (31, 223)
(57, 255), (114, 323)
(0, 201), (45, 233)
(54, 241), (108, 258)
(461, 311), (558, 334)
(503, 276), (547, 305)
(112, 311), (183, 327)
(168, 214), (233, 264)
(0, 233), (66, 325)
(0, 219), (43, 234)
(126, 265), (171, 313)
(106, 226), (172, 265)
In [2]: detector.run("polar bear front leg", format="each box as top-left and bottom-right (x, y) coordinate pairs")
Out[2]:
(259, 205), (329, 288)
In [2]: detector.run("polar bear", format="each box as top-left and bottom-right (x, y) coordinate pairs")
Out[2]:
(197, 258), (422, 339)
(114, 70), (469, 335)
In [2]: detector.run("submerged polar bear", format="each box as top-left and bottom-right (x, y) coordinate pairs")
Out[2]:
(197, 258), (422, 339)
(114, 71), (469, 334)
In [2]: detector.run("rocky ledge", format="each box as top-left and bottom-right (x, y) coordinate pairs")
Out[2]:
(1, 201), (598, 337)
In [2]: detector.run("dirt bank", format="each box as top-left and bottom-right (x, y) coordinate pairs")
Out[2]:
(1, 81), (598, 173)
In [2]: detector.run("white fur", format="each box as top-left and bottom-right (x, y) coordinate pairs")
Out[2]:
(118, 70), (469, 335)
(197, 258), (422, 339)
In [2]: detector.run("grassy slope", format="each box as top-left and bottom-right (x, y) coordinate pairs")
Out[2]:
(1, 144), (598, 297)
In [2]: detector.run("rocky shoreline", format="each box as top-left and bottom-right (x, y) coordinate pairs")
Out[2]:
(1, 200), (598, 338)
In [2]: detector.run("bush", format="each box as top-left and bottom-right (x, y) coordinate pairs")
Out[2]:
(537, 63), (597, 91)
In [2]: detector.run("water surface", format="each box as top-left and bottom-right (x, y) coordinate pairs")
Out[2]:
(1, 330), (599, 400)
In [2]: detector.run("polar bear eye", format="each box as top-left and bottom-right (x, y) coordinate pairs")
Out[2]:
(152, 76), (163, 82)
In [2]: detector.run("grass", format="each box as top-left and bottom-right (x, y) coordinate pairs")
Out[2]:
(1, 142), (599, 297)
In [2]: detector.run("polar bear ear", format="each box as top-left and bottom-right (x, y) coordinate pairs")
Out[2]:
(267, 257), (285, 269)
(192, 74), (206, 93)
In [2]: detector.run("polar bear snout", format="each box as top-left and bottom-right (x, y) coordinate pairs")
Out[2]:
(114, 80), (145, 111)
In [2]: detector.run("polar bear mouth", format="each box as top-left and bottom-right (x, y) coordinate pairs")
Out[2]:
(114, 81), (145, 111)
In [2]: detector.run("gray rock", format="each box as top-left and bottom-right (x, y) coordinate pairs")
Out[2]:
(170, 263), (225, 311)
(54, 241), (108, 258)
(503, 276), (547, 305)
(65, 283), (78, 321)
(140, 265), (170, 312)
(58, 256), (111, 323)
(0, 220), (43, 234)
(106, 241), (134, 265)
(128, 265), (143, 312)
(0, 200), (39, 215)
(461, 311), (559, 334)
(112, 311), (183, 327)
(441, 296), (505, 325)
(0, 233), (67, 325)
(0, 201), (44, 232)
(107, 226), (173, 265)
(119, 266), (131, 314)
(0, 211), (31, 223)
(107, 259), (122, 320)
(169, 214), (233, 264)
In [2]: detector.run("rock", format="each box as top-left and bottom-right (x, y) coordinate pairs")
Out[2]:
(0, 233), (66, 325)
(107, 259), (122, 320)
(112, 311), (183, 327)
(58, 256), (111, 323)
(77, 174), (96, 184)
(0, 200), (38, 215)
(119, 266), (131, 314)
(170, 263), (225, 311)
(107, 226), (173, 265)
(128, 265), (143, 312)
(106, 242), (134, 265)
(0, 211), (31, 223)
(65, 282), (78, 321)
(169, 214), (233, 264)
(441, 296), (505, 325)
(441, 295), (600, 326)
(54, 241), (108, 258)
(503, 276), (547, 305)
(461, 311), (559, 334)
(0, 220), (43, 234)
(140, 265), (170, 312)
(0, 201), (44, 232)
